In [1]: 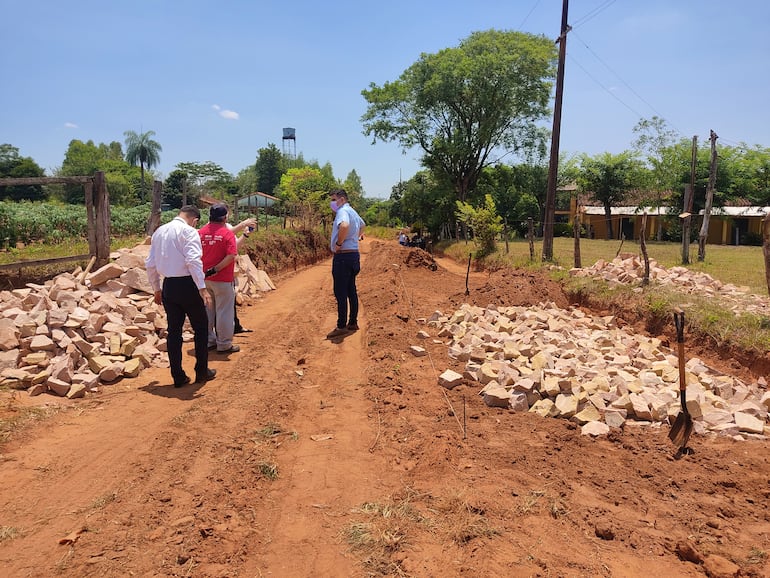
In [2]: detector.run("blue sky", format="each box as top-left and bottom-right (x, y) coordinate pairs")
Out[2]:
(2, 0), (768, 199)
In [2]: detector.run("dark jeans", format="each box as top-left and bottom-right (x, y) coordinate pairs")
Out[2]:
(332, 252), (360, 329)
(162, 276), (209, 382)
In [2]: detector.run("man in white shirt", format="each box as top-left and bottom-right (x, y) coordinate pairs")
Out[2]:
(145, 205), (216, 386)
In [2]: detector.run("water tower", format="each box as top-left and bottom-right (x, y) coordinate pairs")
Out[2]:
(282, 127), (296, 160)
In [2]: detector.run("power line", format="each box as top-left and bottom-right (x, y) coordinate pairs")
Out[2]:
(566, 53), (646, 120)
(518, 0), (542, 30)
(571, 30), (680, 134)
(571, 0), (617, 29)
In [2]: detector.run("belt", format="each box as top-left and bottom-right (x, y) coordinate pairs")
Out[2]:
(336, 249), (359, 254)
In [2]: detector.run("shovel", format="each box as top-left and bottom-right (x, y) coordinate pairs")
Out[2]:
(668, 310), (693, 451)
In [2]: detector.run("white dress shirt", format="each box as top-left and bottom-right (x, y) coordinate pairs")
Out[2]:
(145, 216), (206, 291)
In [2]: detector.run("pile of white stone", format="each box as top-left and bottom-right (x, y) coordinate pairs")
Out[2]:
(570, 254), (770, 316)
(430, 302), (769, 439)
(0, 243), (273, 398)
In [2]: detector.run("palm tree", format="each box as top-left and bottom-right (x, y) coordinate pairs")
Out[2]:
(124, 130), (162, 202)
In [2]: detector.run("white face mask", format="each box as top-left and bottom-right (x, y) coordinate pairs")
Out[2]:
(329, 200), (339, 212)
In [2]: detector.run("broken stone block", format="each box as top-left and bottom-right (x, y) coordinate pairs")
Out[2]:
(573, 403), (602, 425)
(409, 345), (427, 357)
(66, 383), (87, 399)
(529, 398), (557, 418)
(481, 384), (511, 408)
(30, 335), (56, 352)
(509, 391), (529, 412)
(438, 369), (463, 389)
(554, 393), (578, 418)
(581, 421), (610, 436)
(122, 358), (142, 378)
(99, 362), (124, 383)
(46, 377), (71, 397)
(734, 412), (764, 434)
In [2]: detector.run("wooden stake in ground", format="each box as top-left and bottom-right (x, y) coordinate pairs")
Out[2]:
(573, 205), (582, 269)
(698, 130), (718, 262)
(640, 212), (650, 286)
(682, 135), (698, 265)
(763, 211), (770, 295)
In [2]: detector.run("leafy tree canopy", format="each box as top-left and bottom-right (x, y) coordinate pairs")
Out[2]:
(361, 29), (557, 202)
(254, 143), (285, 195)
(0, 144), (46, 201)
(577, 151), (645, 240)
(58, 139), (142, 205)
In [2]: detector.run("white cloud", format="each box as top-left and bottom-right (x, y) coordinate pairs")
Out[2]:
(219, 109), (239, 120)
(64, 122), (78, 128)
(211, 103), (238, 120)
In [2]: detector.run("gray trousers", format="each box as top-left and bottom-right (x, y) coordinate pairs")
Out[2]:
(205, 280), (236, 350)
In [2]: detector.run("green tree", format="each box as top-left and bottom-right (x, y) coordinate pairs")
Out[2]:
(59, 139), (141, 205)
(124, 130), (162, 201)
(163, 169), (191, 208)
(577, 151), (645, 240)
(632, 116), (679, 239)
(254, 143), (285, 194)
(0, 144), (46, 201)
(361, 29), (557, 203)
(175, 161), (232, 200)
(278, 166), (336, 230)
(343, 169), (364, 203)
(723, 144), (770, 205)
(455, 194), (503, 256)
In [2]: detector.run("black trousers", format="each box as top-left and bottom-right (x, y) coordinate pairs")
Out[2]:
(332, 252), (360, 329)
(162, 276), (209, 382)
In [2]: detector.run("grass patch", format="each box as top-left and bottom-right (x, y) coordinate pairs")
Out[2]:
(439, 237), (769, 295)
(344, 488), (500, 575)
(0, 403), (63, 444)
(0, 526), (21, 543)
(257, 462), (279, 480)
(254, 423), (282, 438)
(747, 547), (768, 565)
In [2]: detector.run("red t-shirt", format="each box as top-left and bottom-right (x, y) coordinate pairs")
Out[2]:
(198, 222), (237, 282)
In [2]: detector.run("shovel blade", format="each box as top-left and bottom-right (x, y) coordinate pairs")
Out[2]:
(669, 411), (694, 448)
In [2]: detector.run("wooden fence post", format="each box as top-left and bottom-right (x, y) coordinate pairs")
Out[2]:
(147, 180), (162, 235)
(94, 171), (111, 267)
(85, 179), (96, 259)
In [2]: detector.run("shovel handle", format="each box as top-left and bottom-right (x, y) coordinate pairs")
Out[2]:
(674, 310), (685, 343)
(674, 310), (686, 393)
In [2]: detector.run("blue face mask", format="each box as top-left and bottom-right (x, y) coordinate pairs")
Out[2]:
(329, 200), (338, 212)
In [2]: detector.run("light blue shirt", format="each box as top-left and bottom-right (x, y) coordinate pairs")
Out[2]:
(145, 216), (206, 291)
(331, 204), (365, 252)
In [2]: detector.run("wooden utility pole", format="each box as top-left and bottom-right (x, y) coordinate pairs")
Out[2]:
(698, 130), (718, 261)
(542, 0), (569, 261)
(681, 135), (698, 264)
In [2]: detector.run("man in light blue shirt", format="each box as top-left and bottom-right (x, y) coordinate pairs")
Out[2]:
(327, 189), (366, 339)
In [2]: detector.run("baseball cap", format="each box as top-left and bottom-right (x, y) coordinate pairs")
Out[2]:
(210, 203), (228, 220)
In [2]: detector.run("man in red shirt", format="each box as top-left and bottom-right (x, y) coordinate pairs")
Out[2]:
(199, 203), (240, 353)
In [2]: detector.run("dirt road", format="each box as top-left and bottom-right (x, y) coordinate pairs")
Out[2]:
(0, 239), (769, 577)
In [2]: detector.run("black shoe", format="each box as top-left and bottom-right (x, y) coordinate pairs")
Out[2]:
(326, 326), (350, 339)
(347, 323), (359, 331)
(195, 369), (217, 384)
(216, 344), (240, 353)
(174, 375), (191, 388)
(234, 326), (252, 334)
